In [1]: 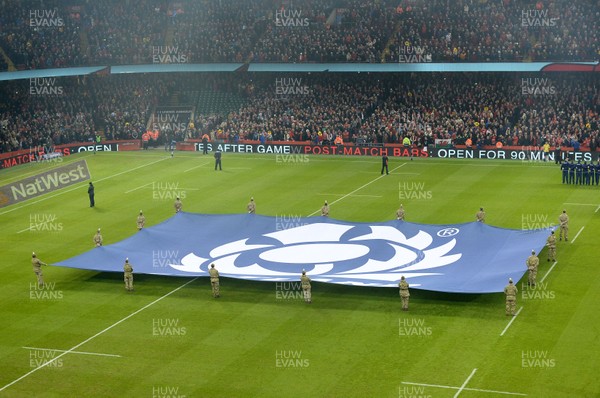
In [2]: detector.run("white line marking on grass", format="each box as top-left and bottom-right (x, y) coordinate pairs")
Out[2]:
(0, 277), (199, 393)
(500, 307), (523, 337)
(401, 381), (526, 396)
(307, 163), (407, 216)
(596, 205), (600, 213)
(563, 202), (599, 207)
(317, 193), (383, 198)
(22, 346), (121, 358)
(570, 226), (584, 243)
(454, 368), (477, 398)
(0, 157), (169, 216)
(184, 162), (209, 172)
(125, 181), (153, 193)
(540, 262), (558, 284)
(16, 226), (31, 234)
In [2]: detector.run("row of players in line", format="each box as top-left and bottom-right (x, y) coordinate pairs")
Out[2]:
(560, 160), (600, 185)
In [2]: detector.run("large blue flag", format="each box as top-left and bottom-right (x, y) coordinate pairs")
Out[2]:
(56, 212), (553, 293)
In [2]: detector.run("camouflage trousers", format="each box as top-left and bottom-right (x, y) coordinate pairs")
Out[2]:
(124, 274), (133, 291)
(506, 298), (517, 316)
(559, 226), (568, 240)
(303, 288), (311, 303)
(548, 246), (556, 261)
(528, 268), (537, 285)
(34, 269), (44, 286)
(400, 295), (409, 310)
(211, 280), (220, 297)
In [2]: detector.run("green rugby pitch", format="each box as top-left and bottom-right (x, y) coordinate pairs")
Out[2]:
(0, 150), (598, 398)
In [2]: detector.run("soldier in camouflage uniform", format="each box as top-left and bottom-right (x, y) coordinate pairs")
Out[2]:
(546, 231), (556, 262)
(476, 207), (486, 223)
(174, 197), (183, 213)
(31, 252), (47, 287)
(396, 204), (405, 221)
(526, 250), (539, 287)
(209, 263), (220, 298)
(399, 276), (410, 311)
(321, 201), (329, 217)
(136, 210), (145, 230)
(504, 278), (518, 316)
(301, 270), (312, 303)
(123, 258), (133, 291)
(93, 228), (103, 247)
(247, 197), (256, 214)
(558, 210), (569, 241)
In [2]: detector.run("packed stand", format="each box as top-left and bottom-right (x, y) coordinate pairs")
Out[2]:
(386, 0), (600, 62)
(194, 74), (599, 150)
(0, 79), (95, 153)
(0, 0), (86, 69)
(1, 0), (598, 69)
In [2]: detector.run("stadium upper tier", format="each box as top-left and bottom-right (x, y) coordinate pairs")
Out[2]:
(0, 0), (598, 71)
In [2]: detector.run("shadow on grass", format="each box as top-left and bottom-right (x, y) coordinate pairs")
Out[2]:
(57, 271), (503, 317)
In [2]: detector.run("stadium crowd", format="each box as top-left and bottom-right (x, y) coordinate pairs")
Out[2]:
(0, 0), (598, 70)
(1, 73), (598, 154)
(0, 75), (171, 153)
(194, 74), (600, 150)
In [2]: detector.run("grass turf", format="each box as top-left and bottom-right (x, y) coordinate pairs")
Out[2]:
(0, 150), (598, 397)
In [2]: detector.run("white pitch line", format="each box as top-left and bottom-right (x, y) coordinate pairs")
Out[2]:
(0, 156), (169, 216)
(563, 202), (599, 207)
(540, 262), (558, 284)
(317, 193), (383, 198)
(16, 226), (31, 234)
(0, 277), (199, 393)
(401, 381), (526, 396)
(184, 162), (209, 173)
(307, 163), (407, 216)
(500, 307), (523, 336)
(596, 205), (600, 213)
(124, 181), (153, 194)
(570, 226), (585, 243)
(22, 346), (121, 358)
(454, 368), (477, 398)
